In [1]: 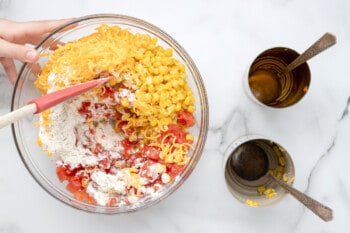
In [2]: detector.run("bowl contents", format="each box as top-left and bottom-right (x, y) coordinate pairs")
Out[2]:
(34, 24), (196, 207)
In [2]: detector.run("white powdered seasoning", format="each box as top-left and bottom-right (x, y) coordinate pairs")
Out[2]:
(39, 73), (124, 169)
(39, 96), (98, 168)
(87, 170), (127, 206)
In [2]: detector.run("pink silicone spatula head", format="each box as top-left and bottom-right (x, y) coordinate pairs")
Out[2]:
(28, 77), (111, 114)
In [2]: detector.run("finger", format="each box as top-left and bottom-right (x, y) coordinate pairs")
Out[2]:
(0, 57), (17, 85)
(39, 36), (65, 51)
(18, 18), (75, 44)
(0, 18), (75, 44)
(0, 38), (39, 62)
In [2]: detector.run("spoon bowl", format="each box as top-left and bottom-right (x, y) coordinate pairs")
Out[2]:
(248, 70), (282, 105)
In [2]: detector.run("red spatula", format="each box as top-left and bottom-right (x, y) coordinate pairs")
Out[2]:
(0, 77), (110, 128)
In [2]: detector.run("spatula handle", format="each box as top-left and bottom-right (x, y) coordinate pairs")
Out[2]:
(0, 103), (37, 129)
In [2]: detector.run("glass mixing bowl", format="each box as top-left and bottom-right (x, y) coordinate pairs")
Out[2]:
(11, 14), (208, 214)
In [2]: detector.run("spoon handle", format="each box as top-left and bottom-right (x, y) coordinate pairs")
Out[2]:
(269, 175), (333, 222)
(283, 33), (337, 74)
(0, 103), (37, 129)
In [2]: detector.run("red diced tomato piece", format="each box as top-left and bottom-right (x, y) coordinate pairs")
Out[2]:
(94, 103), (108, 111)
(66, 179), (83, 193)
(112, 110), (122, 120)
(78, 101), (91, 113)
(74, 190), (96, 204)
(74, 190), (88, 202)
(122, 150), (132, 160)
(100, 86), (115, 99)
(107, 197), (118, 206)
(115, 121), (134, 135)
(167, 163), (185, 178)
(93, 143), (103, 154)
(98, 157), (111, 170)
(115, 121), (126, 132)
(142, 145), (160, 161)
(56, 166), (69, 182)
(121, 138), (135, 160)
(121, 138), (133, 149)
(88, 196), (97, 204)
(140, 161), (156, 179)
(160, 124), (187, 144)
(177, 111), (195, 127)
(78, 101), (92, 118)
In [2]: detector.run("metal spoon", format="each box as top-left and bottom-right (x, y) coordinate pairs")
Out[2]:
(277, 32), (336, 78)
(230, 142), (333, 222)
(249, 33), (336, 105)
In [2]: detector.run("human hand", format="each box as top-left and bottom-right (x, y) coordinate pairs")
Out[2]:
(0, 18), (74, 84)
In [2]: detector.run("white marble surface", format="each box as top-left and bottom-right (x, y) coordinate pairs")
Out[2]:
(1, 0), (350, 232)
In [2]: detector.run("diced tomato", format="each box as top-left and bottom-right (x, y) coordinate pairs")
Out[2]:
(122, 149), (132, 160)
(140, 161), (157, 180)
(167, 163), (185, 178)
(168, 124), (184, 136)
(98, 157), (111, 170)
(78, 101), (92, 118)
(88, 195), (97, 204)
(120, 138), (135, 160)
(74, 190), (88, 201)
(56, 165), (97, 204)
(56, 166), (69, 182)
(121, 138), (133, 149)
(74, 190), (96, 204)
(113, 110), (122, 120)
(89, 128), (95, 135)
(100, 85), (116, 99)
(66, 179), (83, 193)
(115, 121), (126, 132)
(115, 121), (135, 136)
(94, 103), (108, 111)
(93, 143), (104, 154)
(126, 154), (142, 167)
(79, 100), (119, 120)
(177, 111), (195, 127)
(78, 101), (92, 113)
(56, 165), (82, 182)
(159, 124), (187, 144)
(142, 145), (160, 161)
(106, 197), (118, 207)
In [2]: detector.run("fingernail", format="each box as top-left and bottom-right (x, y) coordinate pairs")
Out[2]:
(26, 50), (37, 61)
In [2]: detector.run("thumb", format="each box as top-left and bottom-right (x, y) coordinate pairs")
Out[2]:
(0, 38), (39, 63)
